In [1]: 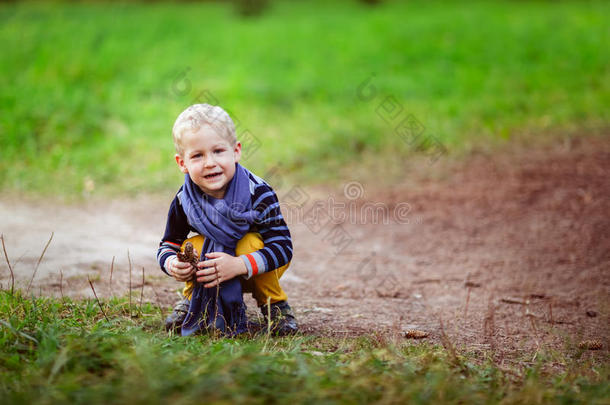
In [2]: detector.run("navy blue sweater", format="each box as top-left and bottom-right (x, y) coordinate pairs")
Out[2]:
(157, 172), (293, 279)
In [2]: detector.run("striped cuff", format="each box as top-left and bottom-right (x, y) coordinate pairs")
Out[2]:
(163, 254), (177, 276)
(240, 252), (265, 279)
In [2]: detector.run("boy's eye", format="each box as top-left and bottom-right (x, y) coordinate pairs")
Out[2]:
(214, 149), (225, 154)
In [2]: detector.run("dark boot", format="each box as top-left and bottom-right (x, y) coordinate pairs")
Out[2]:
(261, 301), (298, 336)
(164, 298), (190, 332)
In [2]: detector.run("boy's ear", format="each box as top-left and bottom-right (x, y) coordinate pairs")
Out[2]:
(175, 154), (188, 174)
(233, 142), (242, 163)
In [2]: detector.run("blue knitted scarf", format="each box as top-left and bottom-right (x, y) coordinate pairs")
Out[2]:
(178, 163), (260, 336)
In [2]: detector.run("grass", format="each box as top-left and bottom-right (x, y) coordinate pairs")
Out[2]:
(1, 0), (609, 196)
(0, 290), (608, 404)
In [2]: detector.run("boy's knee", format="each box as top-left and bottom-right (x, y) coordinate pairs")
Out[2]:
(236, 232), (264, 256)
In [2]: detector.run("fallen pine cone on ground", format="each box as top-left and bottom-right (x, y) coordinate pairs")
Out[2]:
(578, 340), (602, 350)
(586, 310), (597, 317)
(404, 329), (429, 339)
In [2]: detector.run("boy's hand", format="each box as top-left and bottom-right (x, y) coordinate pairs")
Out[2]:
(196, 252), (247, 288)
(166, 256), (196, 282)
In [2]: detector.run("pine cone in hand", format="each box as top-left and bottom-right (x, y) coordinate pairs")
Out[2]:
(177, 242), (199, 269)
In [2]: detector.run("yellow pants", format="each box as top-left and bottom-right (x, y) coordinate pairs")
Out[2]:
(181, 233), (289, 307)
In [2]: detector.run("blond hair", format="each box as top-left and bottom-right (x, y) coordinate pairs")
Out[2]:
(172, 104), (237, 155)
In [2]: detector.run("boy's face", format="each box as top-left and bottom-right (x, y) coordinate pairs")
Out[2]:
(175, 125), (241, 199)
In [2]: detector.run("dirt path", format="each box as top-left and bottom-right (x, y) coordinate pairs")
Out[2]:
(1, 136), (608, 360)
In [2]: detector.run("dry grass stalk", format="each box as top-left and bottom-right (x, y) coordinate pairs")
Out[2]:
(213, 261), (220, 336)
(109, 256), (115, 286)
(127, 249), (132, 317)
(13, 251), (28, 269)
(390, 315), (405, 341)
(578, 340), (602, 350)
(0, 234), (15, 294)
(464, 286), (472, 317)
(150, 285), (166, 318)
(267, 296), (272, 336)
(88, 276), (110, 322)
(413, 278), (441, 284)
(0, 319), (39, 344)
(483, 296), (496, 354)
(501, 297), (528, 305)
(139, 266), (145, 314)
(526, 310), (541, 352)
(26, 232), (54, 295)
(438, 317), (466, 373)
(59, 268), (64, 300)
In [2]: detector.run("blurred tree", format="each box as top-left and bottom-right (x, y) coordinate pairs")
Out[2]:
(359, 0), (383, 6)
(233, 0), (269, 17)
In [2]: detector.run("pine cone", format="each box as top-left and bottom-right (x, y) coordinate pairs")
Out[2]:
(177, 242), (199, 269)
(578, 340), (602, 350)
(404, 329), (429, 339)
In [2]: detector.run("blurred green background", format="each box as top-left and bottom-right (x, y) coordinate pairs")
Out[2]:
(1, 0), (608, 196)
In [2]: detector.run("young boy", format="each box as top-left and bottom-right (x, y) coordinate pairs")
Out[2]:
(157, 104), (297, 336)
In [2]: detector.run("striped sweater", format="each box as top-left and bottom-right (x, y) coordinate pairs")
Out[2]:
(157, 172), (293, 279)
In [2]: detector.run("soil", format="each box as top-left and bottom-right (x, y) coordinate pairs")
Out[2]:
(1, 135), (608, 361)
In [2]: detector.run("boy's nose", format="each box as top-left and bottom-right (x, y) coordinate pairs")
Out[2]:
(203, 157), (217, 167)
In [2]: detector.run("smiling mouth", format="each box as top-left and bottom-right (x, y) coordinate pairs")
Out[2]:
(204, 172), (222, 179)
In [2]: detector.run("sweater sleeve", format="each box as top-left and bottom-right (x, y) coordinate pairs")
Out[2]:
(239, 182), (293, 279)
(157, 192), (191, 276)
